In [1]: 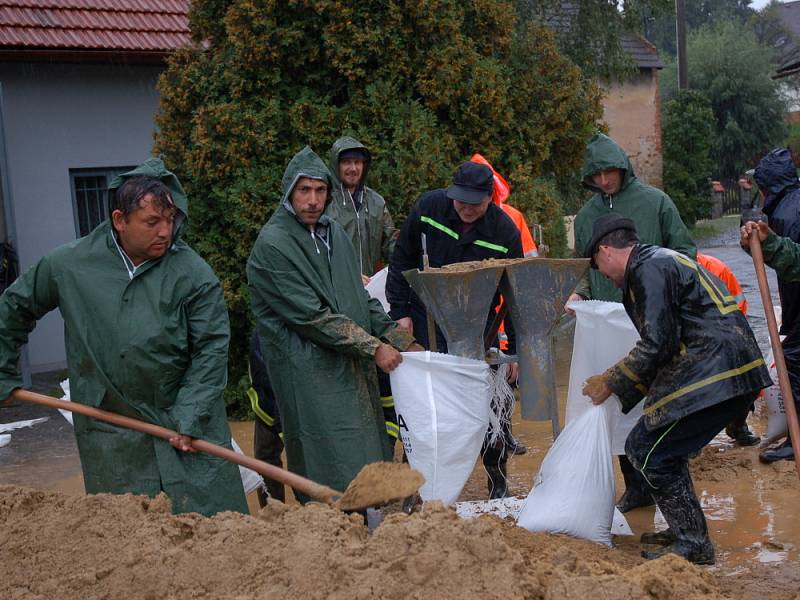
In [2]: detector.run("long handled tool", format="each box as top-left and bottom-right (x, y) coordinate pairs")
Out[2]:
(11, 389), (341, 504)
(749, 232), (800, 479)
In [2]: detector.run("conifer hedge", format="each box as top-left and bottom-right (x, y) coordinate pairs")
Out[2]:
(154, 0), (602, 412)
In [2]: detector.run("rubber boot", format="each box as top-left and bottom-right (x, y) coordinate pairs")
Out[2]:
(617, 455), (655, 513)
(487, 464), (509, 500)
(640, 529), (676, 546)
(725, 417), (760, 447)
(759, 437), (795, 463)
(504, 430), (528, 456)
(641, 472), (715, 565)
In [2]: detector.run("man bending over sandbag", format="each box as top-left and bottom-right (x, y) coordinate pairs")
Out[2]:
(582, 214), (771, 565)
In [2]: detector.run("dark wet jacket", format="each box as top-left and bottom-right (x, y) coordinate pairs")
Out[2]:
(386, 189), (523, 350)
(607, 244), (771, 431)
(754, 148), (800, 335)
(324, 136), (396, 276)
(247, 147), (414, 499)
(574, 134), (696, 301)
(0, 158), (247, 516)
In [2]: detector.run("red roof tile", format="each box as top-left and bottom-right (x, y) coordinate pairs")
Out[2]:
(0, 0), (190, 53)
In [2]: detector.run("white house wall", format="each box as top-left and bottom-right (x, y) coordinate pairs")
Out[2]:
(0, 61), (162, 372)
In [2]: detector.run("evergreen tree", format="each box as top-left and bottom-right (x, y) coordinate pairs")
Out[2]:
(154, 0), (603, 409)
(661, 22), (786, 180)
(662, 90), (715, 227)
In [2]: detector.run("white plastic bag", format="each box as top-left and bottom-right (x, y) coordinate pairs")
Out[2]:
(57, 379), (264, 495)
(565, 300), (643, 455)
(365, 267), (390, 313)
(762, 352), (787, 444)
(390, 351), (491, 506)
(517, 403), (617, 546)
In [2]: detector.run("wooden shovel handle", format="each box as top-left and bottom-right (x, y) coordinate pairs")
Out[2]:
(749, 232), (800, 479)
(10, 389), (342, 504)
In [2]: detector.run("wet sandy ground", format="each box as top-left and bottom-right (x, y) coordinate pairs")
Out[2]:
(1, 240), (798, 597)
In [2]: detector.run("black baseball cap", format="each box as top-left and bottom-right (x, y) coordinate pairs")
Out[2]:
(446, 162), (493, 204)
(585, 213), (638, 268)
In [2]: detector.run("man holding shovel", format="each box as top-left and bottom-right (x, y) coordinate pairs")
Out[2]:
(583, 214), (771, 565)
(247, 147), (416, 502)
(0, 159), (247, 516)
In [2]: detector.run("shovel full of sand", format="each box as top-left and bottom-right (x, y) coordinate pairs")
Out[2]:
(8, 389), (424, 511)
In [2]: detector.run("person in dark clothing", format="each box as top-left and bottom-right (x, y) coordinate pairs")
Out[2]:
(387, 161), (523, 499)
(248, 331), (285, 506)
(583, 214), (771, 565)
(746, 148), (800, 462)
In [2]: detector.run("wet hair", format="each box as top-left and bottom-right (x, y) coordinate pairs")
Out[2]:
(111, 176), (174, 219)
(596, 228), (639, 250)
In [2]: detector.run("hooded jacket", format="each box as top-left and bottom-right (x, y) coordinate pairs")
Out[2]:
(606, 244), (771, 431)
(247, 147), (413, 499)
(324, 136), (396, 276)
(0, 158), (247, 516)
(574, 134), (696, 301)
(754, 148), (800, 334)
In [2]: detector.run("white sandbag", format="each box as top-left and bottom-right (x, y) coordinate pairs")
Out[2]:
(391, 351), (491, 506)
(762, 352), (787, 445)
(0, 434), (10, 448)
(517, 403), (618, 546)
(58, 379), (264, 495)
(565, 300), (643, 455)
(365, 267), (390, 313)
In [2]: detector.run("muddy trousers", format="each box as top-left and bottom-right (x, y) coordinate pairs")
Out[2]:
(254, 417), (286, 507)
(625, 393), (755, 562)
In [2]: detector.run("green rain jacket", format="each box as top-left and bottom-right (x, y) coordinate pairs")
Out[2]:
(324, 136), (396, 276)
(574, 133), (696, 301)
(0, 158), (247, 516)
(247, 147), (414, 499)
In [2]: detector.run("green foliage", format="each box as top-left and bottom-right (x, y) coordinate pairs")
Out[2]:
(785, 121), (800, 155)
(517, 0), (672, 81)
(154, 0), (602, 412)
(645, 0), (754, 57)
(661, 21), (787, 180)
(662, 90), (714, 228)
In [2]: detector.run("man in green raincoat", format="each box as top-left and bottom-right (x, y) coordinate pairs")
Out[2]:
(568, 133), (697, 513)
(247, 147), (416, 500)
(325, 136), (396, 280)
(0, 159), (247, 516)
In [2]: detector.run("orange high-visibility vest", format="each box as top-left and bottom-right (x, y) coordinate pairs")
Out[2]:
(470, 153), (538, 350)
(697, 253), (748, 315)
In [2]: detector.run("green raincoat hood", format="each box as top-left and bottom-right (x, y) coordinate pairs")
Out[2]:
(108, 157), (189, 240)
(328, 136), (372, 188)
(580, 133), (635, 195)
(281, 146), (335, 215)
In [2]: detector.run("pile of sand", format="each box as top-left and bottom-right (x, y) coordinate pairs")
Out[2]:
(691, 445), (799, 490)
(0, 485), (723, 599)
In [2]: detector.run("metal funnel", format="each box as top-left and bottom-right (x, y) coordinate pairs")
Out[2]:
(403, 262), (505, 360)
(502, 258), (589, 436)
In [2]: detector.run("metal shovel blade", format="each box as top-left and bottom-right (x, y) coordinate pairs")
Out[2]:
(403, 262), (505, 360)
(502, 258), (589, 434)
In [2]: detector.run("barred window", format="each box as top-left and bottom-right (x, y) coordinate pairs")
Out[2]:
(69, 167), (133, 237)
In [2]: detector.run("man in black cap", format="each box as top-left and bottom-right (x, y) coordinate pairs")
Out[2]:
(387, 161), (523, 499)
(582, 214), (771, 565)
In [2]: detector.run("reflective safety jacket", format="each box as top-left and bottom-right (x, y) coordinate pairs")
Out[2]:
(386, 189), (523, 350)
(607, 244), (771, 431)
(0, 158), (247, 516)
(697, 253), (747, 315)
(325, 136), (396, 276)
(575, 134), (696, 301)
